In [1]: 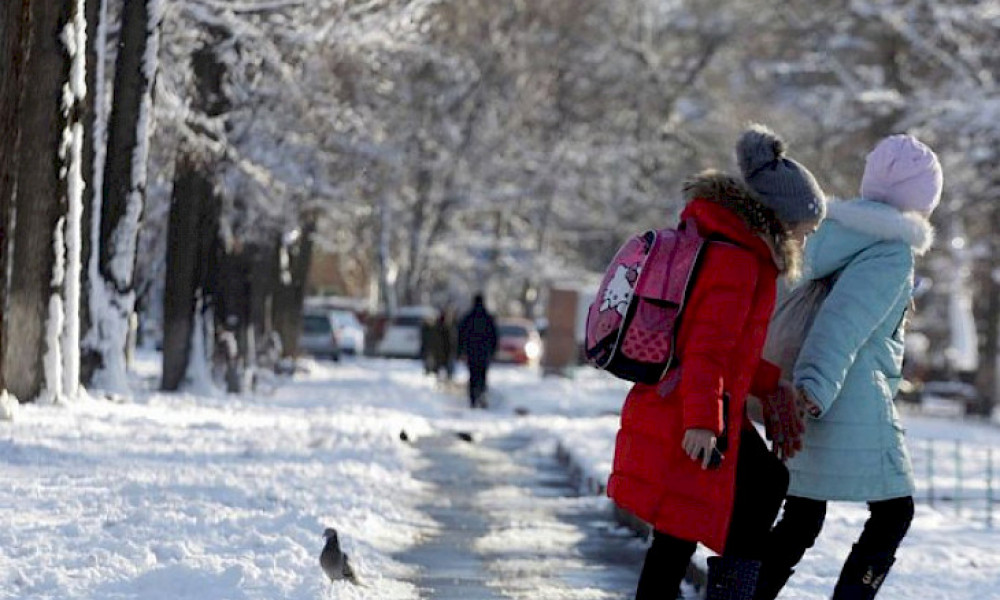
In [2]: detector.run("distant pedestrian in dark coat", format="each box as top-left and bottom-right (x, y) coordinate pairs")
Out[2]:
(433, 306), (458, 381)
(419, 315), (437, 375)
(457, 294), (498, 408)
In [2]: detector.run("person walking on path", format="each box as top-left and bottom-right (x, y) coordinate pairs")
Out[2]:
(607, 124), (825, 600)
(458, 293), (498, 408)
(754, 134), (943, 600)
(420, 314), (438, 375)
(432, 306), (459, 382)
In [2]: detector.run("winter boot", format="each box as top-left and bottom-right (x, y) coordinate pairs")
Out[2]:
(830, 545), (895, 600)
(752, 564), (794, 600)
(706, 556), (761, 600)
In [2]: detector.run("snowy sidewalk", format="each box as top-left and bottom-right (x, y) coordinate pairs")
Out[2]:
(397, 431), (644, 599)
(0, 355), (642, 600)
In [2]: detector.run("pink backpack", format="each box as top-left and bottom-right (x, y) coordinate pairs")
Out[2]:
(584, 219), (708, 384)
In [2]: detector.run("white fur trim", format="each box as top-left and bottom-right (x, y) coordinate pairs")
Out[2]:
(826, 199), (935, 255)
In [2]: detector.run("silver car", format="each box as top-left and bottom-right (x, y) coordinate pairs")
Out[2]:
(376, 306), (436, 358)
(299, 311), (341, 361)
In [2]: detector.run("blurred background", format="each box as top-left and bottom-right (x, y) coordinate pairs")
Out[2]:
(1, 0), (997, 416)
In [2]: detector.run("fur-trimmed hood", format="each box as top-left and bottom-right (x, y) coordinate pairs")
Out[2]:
(826, 198), (935, 255)
(682, 170), (802, 278)
(803, 197), (934, 282)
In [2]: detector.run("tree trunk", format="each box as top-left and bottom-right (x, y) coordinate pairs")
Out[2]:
(273, 220), (315, 359)
(4, 0), (80, 402)
(160, 147), (220, 391)
(402, 168), (431, 305)
(0, 0), (33, 395)
(974, 197), (1000, 416)
(214, 244), (254, 391)
(89, 0), (160, 392)
(80, 0), (108, 385)
(376, 189), (396, 314)
(249, 241), (278, 339)
(160, 35), (226, 391)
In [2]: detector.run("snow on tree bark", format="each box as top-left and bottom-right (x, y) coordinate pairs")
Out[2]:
(55, 1), (88, 401)
(80, 0), (109, 385)
(89, 0), (163, 394)
(4, 0), (83, 403)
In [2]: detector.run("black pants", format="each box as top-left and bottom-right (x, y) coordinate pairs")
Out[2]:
(635, 429), (789, 599)
(467, 359), (489, 407)
(761, 495), (914, 581)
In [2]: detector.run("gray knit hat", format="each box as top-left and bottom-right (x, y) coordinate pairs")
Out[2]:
(736, 124), (826, 225)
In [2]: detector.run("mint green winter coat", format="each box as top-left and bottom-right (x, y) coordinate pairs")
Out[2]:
(787, 198), (933, 501)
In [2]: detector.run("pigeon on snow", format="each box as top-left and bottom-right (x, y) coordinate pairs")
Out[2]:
(320, 527), (360, 585)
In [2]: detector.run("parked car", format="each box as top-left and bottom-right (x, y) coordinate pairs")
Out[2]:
(329, 309), (365, 355)
(495, 318), (543, 365)
(375, 306), (436, 358)
(298, 311), (341, 361)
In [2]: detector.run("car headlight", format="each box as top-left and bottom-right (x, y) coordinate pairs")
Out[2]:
(524, 339), (541, 360)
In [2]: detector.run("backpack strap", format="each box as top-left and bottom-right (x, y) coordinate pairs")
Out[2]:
(679, 216), (741, 248)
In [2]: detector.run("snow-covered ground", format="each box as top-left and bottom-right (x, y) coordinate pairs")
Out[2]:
(1, 353), (998, 599)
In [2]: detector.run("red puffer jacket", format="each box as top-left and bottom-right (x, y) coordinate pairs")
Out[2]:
(606, 172), (795, 553)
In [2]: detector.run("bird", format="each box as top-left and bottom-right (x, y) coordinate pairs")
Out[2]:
(454, 431), (475, 443)
(399, 429), (410, 442)
(320, 528), (360, 585)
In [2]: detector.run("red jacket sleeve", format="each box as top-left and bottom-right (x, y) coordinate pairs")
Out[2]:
(678, 248), (760, 435)
(750, 359), (781, 399)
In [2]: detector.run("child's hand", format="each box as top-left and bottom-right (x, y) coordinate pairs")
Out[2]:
(797, 387), (822, 418)
(763, 380), (805, 460)
(682, 428), (718, 469)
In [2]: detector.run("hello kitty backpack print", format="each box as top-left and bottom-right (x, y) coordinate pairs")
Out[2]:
(584, 218), (709, 384)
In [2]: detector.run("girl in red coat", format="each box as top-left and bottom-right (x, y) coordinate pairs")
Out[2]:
(607, 125), (826, 600)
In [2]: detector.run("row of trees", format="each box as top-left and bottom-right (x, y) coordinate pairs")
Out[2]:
(1, 1), (998, 409)
(0, 0), (316, 402)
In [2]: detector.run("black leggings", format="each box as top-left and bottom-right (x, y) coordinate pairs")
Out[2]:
(765, 495), (914, 572)
(635, 429), (789, 599)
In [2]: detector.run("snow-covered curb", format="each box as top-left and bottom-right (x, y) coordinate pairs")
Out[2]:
(553, 437), (709, 592)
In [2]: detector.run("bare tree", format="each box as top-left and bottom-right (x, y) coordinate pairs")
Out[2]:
(87, 0), (162, 392)
(79, 0), (109, 386)
(3, 0), (85, 402)
(160, 36), (226, 391)
(0, 0), (33, 394)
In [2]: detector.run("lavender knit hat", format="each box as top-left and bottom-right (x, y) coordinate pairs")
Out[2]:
(860, 134), (943, 215)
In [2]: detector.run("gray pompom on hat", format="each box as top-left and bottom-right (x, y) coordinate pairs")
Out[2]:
(736, 124), (826, 225)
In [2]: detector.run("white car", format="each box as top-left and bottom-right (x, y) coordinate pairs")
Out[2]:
(329, 309), (365, 355)
(376, 306), (436, 358)
(298, 311), (341, 361)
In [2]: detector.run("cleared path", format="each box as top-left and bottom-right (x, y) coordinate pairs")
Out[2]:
(397, 432), (646, 599)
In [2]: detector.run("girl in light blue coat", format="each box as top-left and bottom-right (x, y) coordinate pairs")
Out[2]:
(755, 135), (943, 600)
